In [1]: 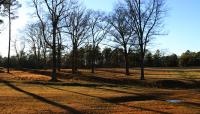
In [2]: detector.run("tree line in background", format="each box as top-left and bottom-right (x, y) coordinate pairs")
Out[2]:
(0, 0), (167, 81)
(1, 49), (200, 69)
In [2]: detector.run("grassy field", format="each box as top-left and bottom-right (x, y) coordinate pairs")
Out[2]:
(0, 68), (200, 114)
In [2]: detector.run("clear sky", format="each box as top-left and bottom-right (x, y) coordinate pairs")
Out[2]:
(0, 0), (200, 56)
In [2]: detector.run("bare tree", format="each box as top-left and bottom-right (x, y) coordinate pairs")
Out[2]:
(32, 0), (70, 81)
(64, 5), (91, 74)
(26, 23), (41, 62)
(2, 0), (21, 73)
(125, 0), (166, 80)
(88, 10), (108, 73)
(13, 39), (26, 67)
(25, 22), (49, 68)
(107, 5), (134, 75)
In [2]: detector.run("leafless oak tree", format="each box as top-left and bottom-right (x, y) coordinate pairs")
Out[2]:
(13, 39), (26, 67)
(64, 5), (91, 74)
(125, 0), (166, 80)
(25, 22), (49, 67)
(107, 5), (134, 75)
(89, 10), (108, 73)
(32, 0), (69, 81)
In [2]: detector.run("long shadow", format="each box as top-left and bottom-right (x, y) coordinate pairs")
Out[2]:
(96, 87), (173, 99)
(96, 69), (135, 75)
(21, 68), (200, 89)
(154, 79), (200, 88)
(104, 95), (157, 103)
(22, 69), (151, 87)
(94, 87), (200, 112)
(2, 80), (82, 114)
(96, 68), (185, 75)
(46, 85), (171, 114)
(47, 85), (172, 104)
(24, 81), (102, 88)
(183, 102), (200, 108)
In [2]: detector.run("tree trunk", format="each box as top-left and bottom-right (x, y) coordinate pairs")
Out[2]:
(91, 60), (95, 73)
(91, 46), (95, 73)
(34, 47), (37, 67)
(140, 51), (145, 80)
(74, 47), (78, 73)
(7, 4), (11, 73)
(43, 49), (47, 69)
(51, 22), (57, 81)
(72, 48), (75, 74)
(37, 47), (41, 68)
(123, 46), (130, 75)
(124, 52), (130, 75)
(72, 46), (78, 74)
(57, 29), (62, 72)
(57, 45), (61, 72)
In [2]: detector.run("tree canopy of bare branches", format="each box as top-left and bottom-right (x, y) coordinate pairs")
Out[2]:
(63, 5), (91, 74)
(107, 4), (135, 75)
(125, 0), (166, 80)
(32, 0), (71, 81)
(25, 22), (48, 67)
(88, 10), (108, 73)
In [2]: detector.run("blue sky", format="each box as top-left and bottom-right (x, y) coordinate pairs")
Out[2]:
(82, 0), (116, 11)
(156, 0), (200, 55)
(0, 0), (200, 56)
(83, 0), (200, 55)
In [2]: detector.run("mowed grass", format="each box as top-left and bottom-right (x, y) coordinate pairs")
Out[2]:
(0, 68), (200, 114)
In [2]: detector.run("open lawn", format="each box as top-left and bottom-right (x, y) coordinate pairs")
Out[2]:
(0, 68), (200, 114)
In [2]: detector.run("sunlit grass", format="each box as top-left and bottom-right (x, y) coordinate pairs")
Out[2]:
(0, 68), (200, 113)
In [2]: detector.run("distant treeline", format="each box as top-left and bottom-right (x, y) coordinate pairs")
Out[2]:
(0, 47), (199, 69)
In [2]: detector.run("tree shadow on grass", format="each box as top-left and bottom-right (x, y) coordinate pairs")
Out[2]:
(103, 95), (157, 103)
(45, 83), (172, 104)
(182, 102), (200, 108)
(21, 69), (200, 89)
(46, 85), (171, 114)
(24, 81), (102, 88)
(2, 80), (82, 114)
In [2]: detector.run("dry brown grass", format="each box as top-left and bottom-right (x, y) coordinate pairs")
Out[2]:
(0, 68), (200, 114)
